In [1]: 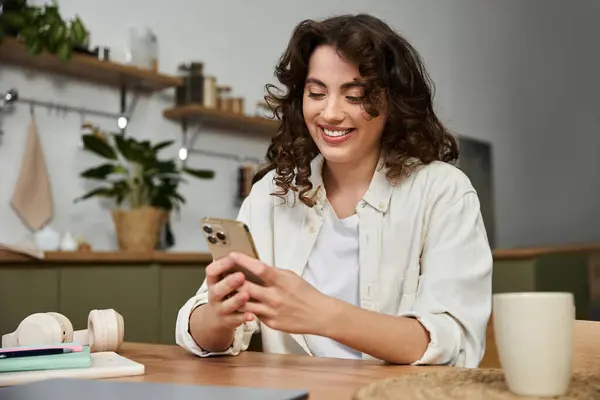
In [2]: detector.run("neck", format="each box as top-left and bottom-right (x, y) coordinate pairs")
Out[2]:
(322, 149), (381, 196)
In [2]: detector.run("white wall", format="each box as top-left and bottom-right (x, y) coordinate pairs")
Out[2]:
(0, 0), (599, 251)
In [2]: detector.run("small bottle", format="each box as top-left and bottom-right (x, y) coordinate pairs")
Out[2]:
(59, 231), (78, 251)
(217, 86), (232, 112)
(146, 28), (158, 71)
(203, 76), (217, 109)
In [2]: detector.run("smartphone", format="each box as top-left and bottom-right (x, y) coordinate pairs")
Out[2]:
(201, 217), (265, 285)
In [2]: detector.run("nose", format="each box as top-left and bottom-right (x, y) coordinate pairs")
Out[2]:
(320, 97), (344, 123)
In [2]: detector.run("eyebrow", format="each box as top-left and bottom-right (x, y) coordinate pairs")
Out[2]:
(305, 77), (365, 90)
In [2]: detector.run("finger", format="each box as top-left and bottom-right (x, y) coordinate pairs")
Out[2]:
(209, 272), (246, 302)
(238, 281), (272, 304)
(206, 257), (237, 285)
(239, 302), (274, 319)
(229, 252), (275, 284)
(218, 291), (250, 316)
(216, 310), (255, 328)
(219, 313), (249, 329)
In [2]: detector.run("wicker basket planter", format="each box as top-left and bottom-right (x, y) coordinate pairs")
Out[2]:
(111, 206), (166, 252)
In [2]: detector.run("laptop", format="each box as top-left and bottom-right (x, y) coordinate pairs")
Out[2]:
(0, 378), (309, 400)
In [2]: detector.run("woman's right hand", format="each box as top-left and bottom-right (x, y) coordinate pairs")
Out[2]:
(205, 258), (255, 330)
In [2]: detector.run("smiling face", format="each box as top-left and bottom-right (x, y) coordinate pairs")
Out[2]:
(302, 45), (387, 167)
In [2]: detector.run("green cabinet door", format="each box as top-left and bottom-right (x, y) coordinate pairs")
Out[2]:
(59, 265), (160, 344)
(160, 266), (206, 344)
(492, 259), (537, 293)
(159, 265), (264, 351)
(0, 268), (59, 339)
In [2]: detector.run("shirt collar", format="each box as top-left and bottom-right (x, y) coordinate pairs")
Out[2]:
(307, 154), (394, 213)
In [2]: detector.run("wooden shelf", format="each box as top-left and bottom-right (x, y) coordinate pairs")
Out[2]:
(0, 37), (183, 92)
(0, 250), (213, 265)
(163, 104), (279, 135)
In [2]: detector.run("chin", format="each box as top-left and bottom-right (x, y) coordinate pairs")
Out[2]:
(316, 145), (356, 164)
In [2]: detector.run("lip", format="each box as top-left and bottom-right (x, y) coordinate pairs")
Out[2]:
(319, 125), (354, 145)
(319, 124), (354, 131)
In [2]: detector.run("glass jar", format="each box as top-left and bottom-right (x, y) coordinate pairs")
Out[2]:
(175, 62), (205, 106)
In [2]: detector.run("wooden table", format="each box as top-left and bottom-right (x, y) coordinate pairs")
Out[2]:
(113, 342), (447, 399)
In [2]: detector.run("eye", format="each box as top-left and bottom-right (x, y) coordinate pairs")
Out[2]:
(346, 96), (364, 104)
(308, 92), (325, 99)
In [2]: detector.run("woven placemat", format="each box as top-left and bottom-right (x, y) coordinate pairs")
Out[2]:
(352, 369), (600, 400)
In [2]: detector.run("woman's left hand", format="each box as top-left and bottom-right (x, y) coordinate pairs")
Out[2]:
(221, 252), (334, 335)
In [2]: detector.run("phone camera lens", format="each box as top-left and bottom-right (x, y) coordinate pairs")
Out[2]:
(216, 232), (227, 241)
(203, 225), (213, 234)
(207, 236), (217, 244)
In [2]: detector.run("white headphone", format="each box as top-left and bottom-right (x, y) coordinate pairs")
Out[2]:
(1, 309), (124, 353)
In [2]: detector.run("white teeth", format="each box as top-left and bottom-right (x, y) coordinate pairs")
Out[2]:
(323, 128), (351, 137)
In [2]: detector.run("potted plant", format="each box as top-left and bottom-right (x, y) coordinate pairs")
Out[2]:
(75, 131), (214, 252)
(0, 0), (89, 61)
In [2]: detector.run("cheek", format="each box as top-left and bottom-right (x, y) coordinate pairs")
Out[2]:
(302, 99), (321, 123)
(355, 109), (386, 140)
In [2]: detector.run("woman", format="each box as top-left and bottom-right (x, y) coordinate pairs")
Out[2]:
(176, 13), (492, 367)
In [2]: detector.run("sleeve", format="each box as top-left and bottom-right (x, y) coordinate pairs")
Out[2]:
(174, 195), (260, 357)
(397, 191), (493, 368)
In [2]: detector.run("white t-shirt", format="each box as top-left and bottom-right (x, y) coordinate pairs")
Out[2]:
(302, 201), (362, 359)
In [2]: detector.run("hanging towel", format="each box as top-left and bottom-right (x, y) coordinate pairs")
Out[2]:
(11, 117), (54, 231)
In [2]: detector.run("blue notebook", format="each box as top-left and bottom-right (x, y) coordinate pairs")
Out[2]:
(0, 346), (91, 373)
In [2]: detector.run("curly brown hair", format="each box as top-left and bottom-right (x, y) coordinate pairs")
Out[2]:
(254, 13), (459, 207)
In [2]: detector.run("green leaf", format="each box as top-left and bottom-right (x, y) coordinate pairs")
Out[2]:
(79, 163), (121, 180)
(182, 167), (215, 179)
(151, 140), (174, 152)
(156, 160), (178, 173)
(25, 7), (41, 24)
(113, 134), (135, 161)
(143, 161), (177, 178)
(1, 12), (27, 29)
(82, 134), (117, 160)
(19, 26), (38, 42)
(27, 38), (43, 55)
(57, 41), (72, 61)
(70, 16), (87, 44)
(2, 0), (28, 12)
(114, 134), (154, 164)
(174, 192), (186, 203)
(51, 22), (66, 44)
(112, 180), (131, 205)
(151, 197), (172, 210)
(74, 186), (116, 202)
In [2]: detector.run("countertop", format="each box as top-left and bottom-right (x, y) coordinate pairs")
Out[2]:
(0, 242), (598, 265)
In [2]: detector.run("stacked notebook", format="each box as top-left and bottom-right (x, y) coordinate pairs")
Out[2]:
(0, 345), (91, 374)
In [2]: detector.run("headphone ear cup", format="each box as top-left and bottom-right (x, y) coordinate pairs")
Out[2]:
(47, 312), (74, 343)
(88, 309), (124, 353)
(13, 313), (64, 346)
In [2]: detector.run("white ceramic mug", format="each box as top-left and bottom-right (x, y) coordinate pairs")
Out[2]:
(493, 292), (574, 397)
